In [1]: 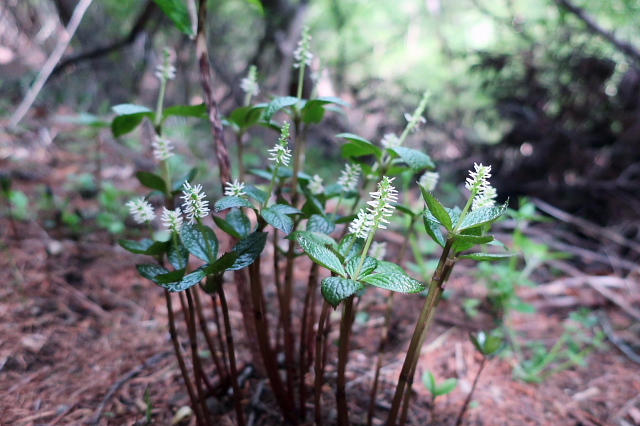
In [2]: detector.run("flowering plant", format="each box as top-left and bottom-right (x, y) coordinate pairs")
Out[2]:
(114, 21), (513, 426)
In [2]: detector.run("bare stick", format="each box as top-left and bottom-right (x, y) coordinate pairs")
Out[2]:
(454, 358), (488, 426)
(9, 0), (94, 128)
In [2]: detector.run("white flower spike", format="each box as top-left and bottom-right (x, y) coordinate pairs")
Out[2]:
(152, 135), (174, 161)
(307, 175), (324, 195)
(126, 198), (156, 224)
(181, 182), (210, 224)
(465, 163), (492, 193)
(224, 179), (247, 197)
(268, 122), (292, 166)
(472, 184), (497, 211)
(154, 49), (176, 81)
(419, 171), (440, 192)
(161, 207), (183, 233)
(381, 133), (401, 149)
(240, 65), (260, 97)
(293, 27), (313, 69)
(337, 163), (361, 192)
(349, 176), (398, 239)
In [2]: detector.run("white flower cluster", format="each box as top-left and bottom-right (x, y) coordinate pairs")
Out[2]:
(419, 171), (440, 192)
(368, 241), (387, 260)
(465, 163), (497, 211)
(154, 50), (176, 81)
(126, 198), (156, 224)
(307, 174), (324, 195)
(240, 65), (260, 97)
(268, 122), (292, 166)
(224, 179), (246, 197)
(152, 135), (174, 161)
(293, 27), (313, 69)
(337, 163), (361, 192)
(161, 207), (183, 233)
(181, 182), (210, 224)
(349, 176), (398, 239)
(381, 133), (401, 149)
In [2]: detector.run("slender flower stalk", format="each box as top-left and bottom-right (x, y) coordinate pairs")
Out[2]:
(293, 26), (313, 100)
(126, 198), (156, 224)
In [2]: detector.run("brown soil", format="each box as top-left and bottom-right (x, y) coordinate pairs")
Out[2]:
(1, 121), (639, 426)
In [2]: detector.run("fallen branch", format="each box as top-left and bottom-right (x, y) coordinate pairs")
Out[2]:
(598, 311), (640, 365)
(9, 0), (94, 129)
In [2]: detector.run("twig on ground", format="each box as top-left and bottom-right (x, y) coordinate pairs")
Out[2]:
(90, 351), (171, 425)
(598, 311), (640, 365)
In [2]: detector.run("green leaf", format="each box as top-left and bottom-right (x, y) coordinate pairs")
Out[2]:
(321, 277), (363, 308)
(136, 171), (167, 192)
(338, 234), (364, 261)
(243, 0), (264, 14)
(470, 331), (504, 357)
(301, 103), (326, 124)
(457, 202), (508, 231)
(229, 105), (264, 128)
(227, 232), (268, 271)
(394, 204), (415, 217)
(163, 104), (207, 119)
(345, 256), (378, 279)
(452, 233), (494, 253)
(153, 268), (186, 284)
(458, 253), (516, 261)
(112, 104), (153, 115)
(423, 371), (437, 394)
(214, 196), (255, 212)
(269, 204), (302, 215)
(203, 251), (240, 275)
(112, 113), (150, 137)
(337, 133), (383, 159)
(262, 208), (294, 235)
(180, 223), (218, 262)
(435, 378), (458, 396)
(214, 208), (252, 238)
(309, 96), (350, 108)
(152, 0), (194, 36)
(213, 216), (241, 239)
(172, 168), (198, 192)
(244, 185), (268, 205)
(263, 96), (299, 121)
(306, 214), (336, 234)
(423, 216), (446, 247)
(161, 268), (206, 292)
(420, 189), (452, 231)
(374, 260), (407, 275)
(296, 233), (347, 277)
(389, 147), (435, 172)
(119, 238), (168, 255)
(290, 231), (337, 247)
(168, 239), (189, 269)
(136, 263), (170, 281)
(511, 300), (536, 314)
(361, 272), (424, 293)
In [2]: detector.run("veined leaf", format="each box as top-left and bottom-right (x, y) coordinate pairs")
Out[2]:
(269, 204), (302, 215)
(263, 96), (299, 121)
(289, 231), (337, 247)
(262, 208), (294, 235)
(338, 133), (383, 159)
(136, 263), (170, 281)
(420, 189), (452, 231)
(161, 268), (205, 292)
(153, 268), (186, 284)
(423, 216), (446, 248)
(244, 185), (268, 205)
(214, 196), (255, 212)
(296, 234), (346, 277)
(306, 214), (335, 234)
(374, 260), (406, 275)
(321, 277), (363, 308)
(180, 223), (218, 262)
(457, 202), (508, 231)
(168, 239), (189, 269)
(119, 239), (168, 255)
(361, 272), (424, 293)
(227, 232), (267, 271)
(389, 147), (435, 172)
(345, 256), (378, 280)
(204, 251), (240, 275)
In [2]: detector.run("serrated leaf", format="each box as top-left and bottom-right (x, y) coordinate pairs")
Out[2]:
(119, 238), (169, 255)
(337, 133), (383, 159)
(227, 232), (268, 271)
(136, 263), (170, 281)
(423, 216), (446, 248)
(338, 234), (364, 261)
(244, 185), (268, 204)
(136, 171), (167, 192)
(361, 272), (424, 294)
(163, 104), (207, 119)
(296, 234), (347, 277)
(389, 147), (435, 172)
(263, 96), (299, 121)
(458, 252), (516, 261)
(204, 251), (240, 275)
(153, 0), (194, 36)
(345, 256), (378, 280)
(420, 189), (452, 231)
(458, 202), (508, 231)
(290, 231), (337, 247)
(270, 204), (302, 215)
(321, 277), (363, 308)
(161, 268), (205, 292)
(306, 214), (336, 234)
(262, 208), (294, 235)
(180, 223), (218, 262)
(154, 268), (186, 284)
(214, 196), (255, 212)
(374, 260), (407, 275)
(168, 239), (189, 269)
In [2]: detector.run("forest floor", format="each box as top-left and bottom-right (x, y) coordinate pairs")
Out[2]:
(1, 120), (640, 426)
